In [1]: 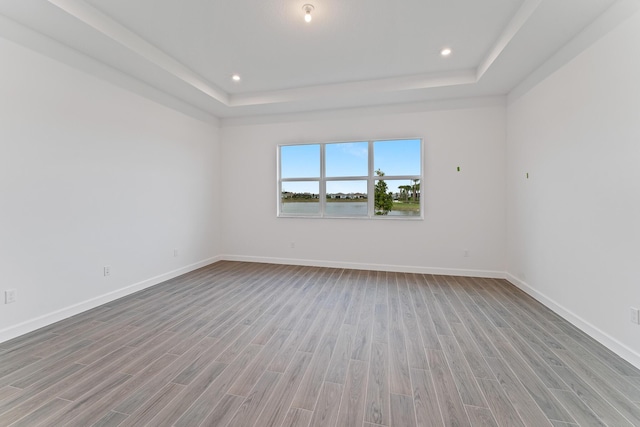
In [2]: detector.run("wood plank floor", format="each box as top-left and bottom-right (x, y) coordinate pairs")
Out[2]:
(1, 261), (639, 426)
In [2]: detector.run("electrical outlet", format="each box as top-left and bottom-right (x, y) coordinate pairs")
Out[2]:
(174, 248), (179, 257)
(631, 307), (640, 325)
(290, 242), (295, 249)
(104, 265), (111, 277)
(463, 249), (470, 257)
(5, 289), (16, 304)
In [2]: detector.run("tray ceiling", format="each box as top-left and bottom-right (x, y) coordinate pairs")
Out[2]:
(0, 0), (628, 118)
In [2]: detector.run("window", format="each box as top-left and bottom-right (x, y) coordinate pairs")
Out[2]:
(278, 138), (422, 218)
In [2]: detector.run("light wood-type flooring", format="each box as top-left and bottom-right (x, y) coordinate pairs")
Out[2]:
(1, 261), (639, 426)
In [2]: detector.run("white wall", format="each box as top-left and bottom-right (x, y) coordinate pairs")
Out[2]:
(0, 38), (221, 341)
(506, 10), (640, 366)
(220, 100), (507, 276)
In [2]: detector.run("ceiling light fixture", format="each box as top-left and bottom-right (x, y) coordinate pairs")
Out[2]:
(232, 74), (241, 82)
(302, 4), (314, 23)
(440, 48), (452, 57)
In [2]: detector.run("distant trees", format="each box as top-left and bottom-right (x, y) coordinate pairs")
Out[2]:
(398, 185), (411, 202)
(374, 169), (393, 215)
(282, 191), (318, 200)
(396, 181), (420, 203)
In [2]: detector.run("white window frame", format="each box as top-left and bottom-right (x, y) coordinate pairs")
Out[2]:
(277, 138), (423, 219)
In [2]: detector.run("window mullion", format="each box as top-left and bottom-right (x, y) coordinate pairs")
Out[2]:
(320, 143), (326, 217)
(380, 175), (420, 181)
(324, 176), (368, 181)
(281, 177), (322, 182)
(277, 146), (282, 216)
(367, 140), (374, 218)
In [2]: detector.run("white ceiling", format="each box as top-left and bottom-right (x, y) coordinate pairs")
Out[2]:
(0, 0), (626, 118)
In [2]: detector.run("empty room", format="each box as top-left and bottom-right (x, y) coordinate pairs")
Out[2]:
(1, 0), (639, 426)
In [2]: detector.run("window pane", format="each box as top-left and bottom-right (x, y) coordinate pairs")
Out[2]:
(375, 179), (421, 217)
(281, 144), (320, 178)
(374, 139), (421, 176)
(281, 181), (319, 215)
(326, 180), (368, 216)
(326, 142), (368, 177)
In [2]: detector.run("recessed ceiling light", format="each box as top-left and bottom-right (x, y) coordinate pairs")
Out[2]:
(440, 48), (452, 57)
(232, 74), (241, 82)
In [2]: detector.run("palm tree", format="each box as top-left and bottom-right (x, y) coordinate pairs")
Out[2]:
(411, 179), (420, 202)
(398, 185), (411, 202)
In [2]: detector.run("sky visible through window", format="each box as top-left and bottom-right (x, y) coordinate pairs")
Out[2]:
(281, 144), (320, 179)
(281, 139), (420, 194)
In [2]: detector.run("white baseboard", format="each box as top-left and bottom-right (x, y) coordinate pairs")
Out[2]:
(505, 273), (640, 370)
(0, 255), (222, 344)
(220, 254), (506, 279)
